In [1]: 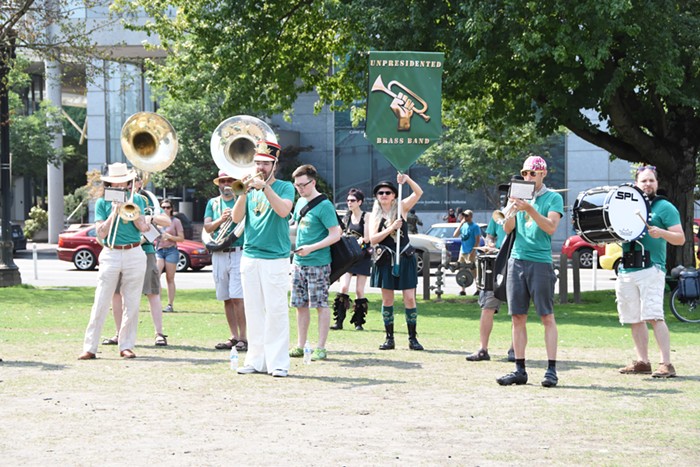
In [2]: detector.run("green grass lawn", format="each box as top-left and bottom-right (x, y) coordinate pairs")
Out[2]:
(1, 286), (697, 349)
(2, 285), (699, 465)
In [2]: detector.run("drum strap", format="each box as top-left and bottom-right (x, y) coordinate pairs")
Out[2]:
(623, 241), (651, 269)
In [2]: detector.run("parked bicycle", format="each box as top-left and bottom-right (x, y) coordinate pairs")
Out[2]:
(669, 265), (700, 323)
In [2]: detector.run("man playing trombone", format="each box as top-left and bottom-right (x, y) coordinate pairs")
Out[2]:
(205, 171), (248, 352)
(78, 162), (150, 360)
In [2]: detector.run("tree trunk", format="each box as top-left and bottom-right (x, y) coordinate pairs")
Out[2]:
(660, 151), (696, 271)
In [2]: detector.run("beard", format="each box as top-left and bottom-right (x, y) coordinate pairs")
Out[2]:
(220, 186), (234, 197)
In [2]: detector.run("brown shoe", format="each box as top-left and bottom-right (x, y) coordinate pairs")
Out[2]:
(619, 360), (652, 374)
(77, 351), (96, 360)
(120, 349), (136, 359)
(652, 363), (676, 378)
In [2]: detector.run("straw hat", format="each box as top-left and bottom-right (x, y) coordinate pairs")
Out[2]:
(101, 163), (136, 183)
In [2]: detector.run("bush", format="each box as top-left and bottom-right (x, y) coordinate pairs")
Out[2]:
(23, 206), (49, 239)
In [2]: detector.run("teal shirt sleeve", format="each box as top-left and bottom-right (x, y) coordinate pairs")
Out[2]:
(511, 191), (563, 263)
(294, 199), (338, 266)
(243, 180), (294, 259)
(621, 199), (681, 273)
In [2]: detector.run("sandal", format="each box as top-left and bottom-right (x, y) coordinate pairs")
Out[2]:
(102, 335), (118, 345)
(155, 334), (168, 347)
(465, 349), (491, 361)
(235, 340), (248, 352)
(214, 338), (237, 350)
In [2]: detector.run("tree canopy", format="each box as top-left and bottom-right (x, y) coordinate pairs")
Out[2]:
(115, 0), (700, 266)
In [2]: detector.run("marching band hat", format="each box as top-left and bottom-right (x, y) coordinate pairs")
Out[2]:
(101, 162), (136, 183)
(253, 141), (281, 162)
(213, 170), (236, 186)
(373, 181), (398, 197)
(522, 155), (547, 171)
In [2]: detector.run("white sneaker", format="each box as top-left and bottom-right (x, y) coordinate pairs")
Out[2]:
(163, 304), (174, 313)
(236, 365), (258, 374)
(271, 369), (288, 378)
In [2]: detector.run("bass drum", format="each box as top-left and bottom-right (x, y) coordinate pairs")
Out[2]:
(573, 184), (650, 244)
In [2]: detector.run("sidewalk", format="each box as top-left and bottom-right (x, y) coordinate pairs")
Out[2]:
(12, 242), (617, 295)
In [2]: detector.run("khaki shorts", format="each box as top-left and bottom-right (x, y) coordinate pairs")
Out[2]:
(458, 253), (474, 264)
(115, 253), (160, 296)
(212, 249), (243, 300)
(615, 266), (666, 323)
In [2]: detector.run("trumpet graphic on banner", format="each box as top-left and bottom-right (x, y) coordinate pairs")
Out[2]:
(371, 75), (430, 131)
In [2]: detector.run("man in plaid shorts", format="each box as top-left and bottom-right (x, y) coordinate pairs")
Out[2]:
(288, 164), (342, 361)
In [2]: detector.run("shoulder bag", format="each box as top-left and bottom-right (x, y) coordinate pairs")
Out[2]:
(298, 195), (365, 284)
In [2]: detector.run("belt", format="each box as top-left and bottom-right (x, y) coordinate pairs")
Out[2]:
(221, 246), (243, 253)
(109, 242), (142, 250)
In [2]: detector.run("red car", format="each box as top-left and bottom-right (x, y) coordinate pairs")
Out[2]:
(57, 224), (211, 272)
(561, 234), (605, 268)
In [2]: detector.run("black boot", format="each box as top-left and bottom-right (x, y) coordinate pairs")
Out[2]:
(350, 298), (368, 331)
(407, 323), (424, 351)
(379, 324), (395, 350)
(330, 293), (350, 330)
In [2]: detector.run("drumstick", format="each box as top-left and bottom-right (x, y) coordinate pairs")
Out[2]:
(635, 210), (651, 229)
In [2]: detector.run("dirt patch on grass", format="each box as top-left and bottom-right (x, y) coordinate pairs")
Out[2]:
(2, 340), (699, 466)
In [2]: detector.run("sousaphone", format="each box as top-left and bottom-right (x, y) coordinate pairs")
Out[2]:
(203, 115), (278, 250)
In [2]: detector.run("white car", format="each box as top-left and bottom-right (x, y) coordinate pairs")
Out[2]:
(410, 222), (487, 274)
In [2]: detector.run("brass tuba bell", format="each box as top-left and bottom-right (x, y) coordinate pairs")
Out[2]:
(121, 112), (178, 175)
(117, 112), (179, 223)
(209, 115), (277, 180)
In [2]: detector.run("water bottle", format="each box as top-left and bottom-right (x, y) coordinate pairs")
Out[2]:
(303, 340), (312, 365)
(230, 346), (239, 370)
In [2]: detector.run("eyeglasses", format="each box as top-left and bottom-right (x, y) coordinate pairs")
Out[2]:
(636, 165), (656, 172)
(293, 180), (314, 189)
(520, 170), (542, 177)
(161, 206), (172, 210)
(346, 198), (357, 203)
(376, 191), (393, 196)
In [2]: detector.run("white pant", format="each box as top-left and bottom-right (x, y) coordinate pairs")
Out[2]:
(83, 247), (147, 353)
(240, 256), (290, 373)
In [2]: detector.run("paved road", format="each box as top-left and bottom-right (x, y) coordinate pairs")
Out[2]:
(9, 242), (618, 296)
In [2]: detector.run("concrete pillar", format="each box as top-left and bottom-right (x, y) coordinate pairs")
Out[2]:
(45, 59), (64, 243)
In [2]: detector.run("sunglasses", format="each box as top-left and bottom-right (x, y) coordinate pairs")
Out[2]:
(520, 170), (542, 177)
(636, 165), (657, 172)
(346, 198), (357, 203)
(161, 206), (172, 209)
(376, 191), (393, 196)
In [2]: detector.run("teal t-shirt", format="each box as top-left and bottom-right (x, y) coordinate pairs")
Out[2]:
(511, 190), (564, 263)
(485, 218), (507, 249)
(620, 198), (681, 274)
(243, 180), (295, 259)
(459, 222), (481, 254)
(292, 197), (339, 266)
(204, 195), (244, 248)
(138, 192), (155, 254)
(96, 195), (147, 246)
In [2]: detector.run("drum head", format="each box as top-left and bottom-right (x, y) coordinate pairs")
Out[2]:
(604, 185), (650, 242)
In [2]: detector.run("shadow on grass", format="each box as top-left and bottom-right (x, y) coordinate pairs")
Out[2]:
(333, 356), (422, 370)
(293, 374), (408, 387)
(133, 355), (225, 365)
(558, 384), (684, 396)
(0, 360), (68, 370)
